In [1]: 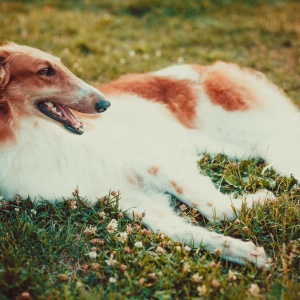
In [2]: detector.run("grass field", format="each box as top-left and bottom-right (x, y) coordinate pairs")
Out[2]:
(0, 0), (300, 299)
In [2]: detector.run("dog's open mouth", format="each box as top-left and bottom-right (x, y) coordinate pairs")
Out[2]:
(37, 101), (84, 135)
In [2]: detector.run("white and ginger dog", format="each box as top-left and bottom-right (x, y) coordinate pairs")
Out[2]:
(0, 43), (298, 267)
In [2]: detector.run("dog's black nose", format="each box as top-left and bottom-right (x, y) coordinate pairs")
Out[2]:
(95, 99), (111, 113)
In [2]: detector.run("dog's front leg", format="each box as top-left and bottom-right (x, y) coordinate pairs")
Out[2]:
(120, 190), (269, 268)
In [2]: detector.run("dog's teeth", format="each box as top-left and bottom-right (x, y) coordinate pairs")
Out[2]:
(45, 102), (54, 108)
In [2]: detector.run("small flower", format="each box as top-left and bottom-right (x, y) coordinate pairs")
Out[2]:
(81, 263), (89, 271)
(119, 264), (127, 272)
(118, 211), (123, 218)
(242, 226), (250, 234)
(234, 218), (241, 225)
(138, 278), (145, 285)
(109, 277), (117, 283)
(117, 232), (128, 244)
(141, 228), (151, 236)
(105, 254), (117, 266)
(155, 246), (165, 253)
(134, 241), (143, 248)
(106, 219), (118, 234)
(184, 245), (191, 252)
(148, 272), (156, 279)
(211, 279), (220, 290)
(90, 239), (105, 246)
(98, 211), (106, 219)
(90, 263), (100, 271)
(84, 225), (97, 236)
(179, 204), (187, 211)
(197, 285), (207, 296)
(125, 224), (133, 234)
(17, 292), (31, 300)
(228, 270), (237, 281)
(88, 251), (97, 259)
(134, 224), (141, 231)
(133, 212), (145, 220)
(248, 283), (260, 296)
(191, 273), (203, 283)
(15, 208), (19, 212)
(57, 274), (68, 282)
(182, 263), (191, 273)
(68, 199), (77, 210)
(128, 50), (136, 57)
(30, 209), (37, 215)
(123, 247), (131, 254)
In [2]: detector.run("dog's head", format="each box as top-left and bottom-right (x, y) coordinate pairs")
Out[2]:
(0, 42), (110, 137)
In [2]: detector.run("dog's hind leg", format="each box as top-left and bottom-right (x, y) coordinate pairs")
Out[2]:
(121, 190), (269, 267)
(143, 160), (275, 223)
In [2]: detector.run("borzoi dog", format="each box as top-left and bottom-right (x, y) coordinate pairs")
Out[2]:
(0, 43), (297, 267)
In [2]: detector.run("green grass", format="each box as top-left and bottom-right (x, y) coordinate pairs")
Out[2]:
(0, 0), (300, 299)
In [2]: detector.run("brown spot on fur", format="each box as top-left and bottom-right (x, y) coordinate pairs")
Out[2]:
(99, 74), (197, 128)
(127, 173), (144, 188)
(170, 181), (183, 195)
(202, 63), (256, 111)
(148, 166), (159, 176)
(207, 202), (213, 207)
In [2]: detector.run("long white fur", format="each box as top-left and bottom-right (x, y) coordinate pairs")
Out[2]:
(1, 45), (299, 267)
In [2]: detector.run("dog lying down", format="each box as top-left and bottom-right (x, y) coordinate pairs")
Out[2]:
(1, 42), (298, 267)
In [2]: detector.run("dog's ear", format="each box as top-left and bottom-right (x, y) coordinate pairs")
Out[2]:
(0, 45), (12, 90)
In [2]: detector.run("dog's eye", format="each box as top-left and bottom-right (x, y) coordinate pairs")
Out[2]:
(38, 67), (55, 76)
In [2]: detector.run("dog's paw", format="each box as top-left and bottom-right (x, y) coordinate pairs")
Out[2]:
(218, 238), (270, 268)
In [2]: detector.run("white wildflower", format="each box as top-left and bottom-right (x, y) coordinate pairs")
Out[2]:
(182, 263), (191, 273)
(31, 209), (37, 215)
(156, 246), (165, 253)
(228, 269), (237, 281)
(88, 251), (97, 259)
(128, 50), (136, 57)
(105, 254), (117, 266)
(109, 277), (117, 283)
(106, 219), (118, 233)
(125, 224), (133, 234)
(197, 285), (207, 296)
(184, 245), (191, 252)
(191, 273), (203, 283)
(118, 232), (128, 243)
(134, 241), (143, 248)
(84, 225), (97, 235)
(98, 211), (106, 219)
